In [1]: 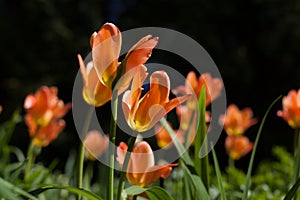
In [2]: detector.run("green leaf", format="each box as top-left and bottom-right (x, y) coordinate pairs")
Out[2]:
(242, 95), (282, 200)
(160, 117), (210, 199)
(0, 110), (21, 146)
(159, 118), (193, 166)
(195, 86), (209, 190)
(125, 186), (174, 200)
(180, 160), (210, 200)
(0, 177), (38, 200)
(284, 176), (300, 200)
(211, 145), (227, 200)
(25, 185), (103, 200)
(183, 174), (192, 200)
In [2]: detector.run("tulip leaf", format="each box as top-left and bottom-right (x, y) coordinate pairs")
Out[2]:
(160, 117), (210, 199)
(0, 177), (38, 200)
(242, 95), (282, 200)
(180, 160), (210, 200)
(211, 144), (227, 200)
(159, 117), (193, 166)
(24, 185), (103, 200)
(125, 185), (174, 200)
(195, 86), (209, 190)
(284, 176), (300, 200)
(0, 109), (21, 146)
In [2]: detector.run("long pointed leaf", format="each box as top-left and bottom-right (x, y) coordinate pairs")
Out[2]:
(0, 177), (38, 200)
(211, 145), (227, 200)
(125, 186), (174, 200)
(284, 176), (300, 200)
(195, 86), (209, 190)
(160, 118), (210, 199)
(25, 185), (103, 200)
(242, 96), (282, 200)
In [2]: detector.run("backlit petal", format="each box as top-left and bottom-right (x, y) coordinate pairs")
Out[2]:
(125, 35), (158, 71)
(92, 23), (121, 87)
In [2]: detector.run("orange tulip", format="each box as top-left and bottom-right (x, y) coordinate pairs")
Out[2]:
(78, 54), (112, 107)
(0, 105), (2, 114)
(277, 89), (300, 129)
(219, 104), (257, 136)
(117, 141), (177, 187)
(174, 71), (223, 107)
(84, 130), (109, 160)
(91, 23), (158, 89)
(25, 117), (66, 147)
(122, 70), (190, 132)
(78, 23), (158, 106)
(225, 136), (253, 160)
(24, 86), (71, 147)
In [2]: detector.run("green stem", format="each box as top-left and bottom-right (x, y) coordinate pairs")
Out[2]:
(108, 91), (118, 200)
(77, 106), (94, 200)
(293, 128), (300, 200)
(24, 140), (37, 182)
(294, 129), (300, 181)
(117, 135), (137, 200)
(228, 155), (235, 169)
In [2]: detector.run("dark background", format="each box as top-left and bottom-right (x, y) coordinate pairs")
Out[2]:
(1, 0), (300, 171)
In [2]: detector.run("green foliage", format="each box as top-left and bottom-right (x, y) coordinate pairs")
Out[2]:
(125, 186), (174, 200)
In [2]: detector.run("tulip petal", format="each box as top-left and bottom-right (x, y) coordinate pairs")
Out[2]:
(92, 23), (122, 87)
(125, 35), (158, 71)
(139, 164), (177, 187)
(129, 141), (155, 173)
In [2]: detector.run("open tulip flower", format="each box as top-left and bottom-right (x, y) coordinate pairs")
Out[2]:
(173, 71), (223, 108)
(277, 89), (300, 129)
(24, 86), (71, 147)
(84, 130), (109, 161)
(117, 141), (177, 187)
(122, 70), (190, 132)
(78, 23), (158, 106)
(219, 104), (257, 136)
(225, 135), (253, 160)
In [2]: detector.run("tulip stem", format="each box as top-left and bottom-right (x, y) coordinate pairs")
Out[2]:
(77, 106), (94, 200)
(117, 135), (137, 200)
(108, 91), (118, 200)
(24, 140), (38, 182)
(294, 129), (300, 181)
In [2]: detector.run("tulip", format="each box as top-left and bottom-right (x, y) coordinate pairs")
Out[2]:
(277, 89), (300, 129)
(24, 86), (71, 147)
(122, 70), (190, 132)
(84, 130), (109, 161)
(78, 23), (158, 106)
(225, 136), (253, 160)
(0, 105), (2, 114)
(117, 141), (176, 187)
(26, 117), (66, 147)
(78, 54), (112, 107)
(174, 71), (223, 107)
(91, 23), (158, 90)
(219, 104), (257, 136)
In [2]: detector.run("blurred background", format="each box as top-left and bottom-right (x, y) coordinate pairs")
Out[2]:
(1, 0), (300, 171)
